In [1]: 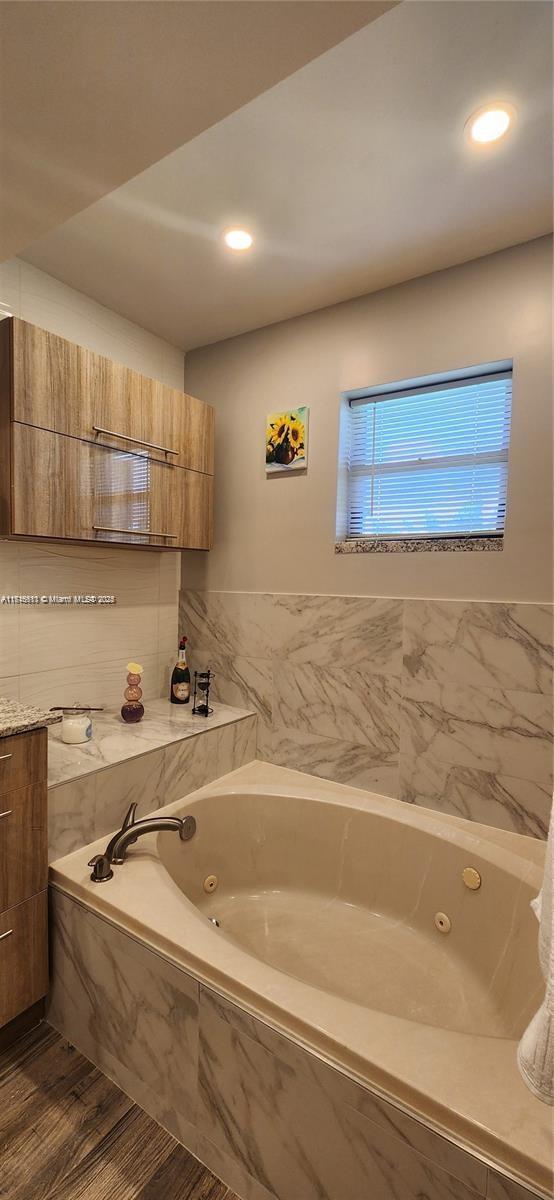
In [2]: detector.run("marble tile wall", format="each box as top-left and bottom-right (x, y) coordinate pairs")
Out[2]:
(47, 714), (256, 861)
(48, 890), (547, 1200)
(0, 256), (185, 713)
(180, 591), (553, 839)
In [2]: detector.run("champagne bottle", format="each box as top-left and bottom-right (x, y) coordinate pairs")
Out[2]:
(170, 636), (190, 704)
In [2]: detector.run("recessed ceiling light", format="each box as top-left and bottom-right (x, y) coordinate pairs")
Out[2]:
(223, 228), (253, 251)
(466, 103), (515, 145)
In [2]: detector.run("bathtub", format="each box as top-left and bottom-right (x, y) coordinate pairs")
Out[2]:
(49, 760), (551, 1199)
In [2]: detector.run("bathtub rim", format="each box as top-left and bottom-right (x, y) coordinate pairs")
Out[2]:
(49, 760), (550, 1197)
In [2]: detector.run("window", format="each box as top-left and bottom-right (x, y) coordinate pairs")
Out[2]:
(342, 364), (512, 543)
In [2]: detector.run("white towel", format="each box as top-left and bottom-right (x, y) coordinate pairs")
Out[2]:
(518, 797), (554, 1104)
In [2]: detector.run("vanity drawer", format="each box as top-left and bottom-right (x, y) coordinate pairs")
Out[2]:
(0, 891), (48, 1028)
(0, 729), (47, 797)
(0, 784), (48, 911)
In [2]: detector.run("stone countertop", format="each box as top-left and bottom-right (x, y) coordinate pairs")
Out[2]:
(0, 697), (62, 738)
(47, 698), (255, 788)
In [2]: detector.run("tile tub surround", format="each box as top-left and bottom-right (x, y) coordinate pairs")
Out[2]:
(47, 879), (549, 1200)
(47, 701), (256, 861)
(180, 591), (553, 838)
(47, 761), (550, 1196)
(47, 698), (256, 787)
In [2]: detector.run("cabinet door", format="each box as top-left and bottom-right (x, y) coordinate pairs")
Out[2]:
(12, 319), (148, 453)
(12, 318), (90, 436)
(0, 892), (48, 1028)
(88, 350), (151, 454)
(12, 423), (211, 549)
(12, 423), (95, 539)
(0, 730), (46, 797)
(146, 381), (214, 474)
(12, 424), (157, 545)
(154, 462), (213, 550)
(99, 456), (212, 549)
(0, 784), (47, 912)
(11, 319), (214, 476)
(182, 391), (215, 475)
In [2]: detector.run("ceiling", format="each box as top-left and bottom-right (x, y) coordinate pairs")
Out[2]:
(0, 0), (394, 260)
(21, 1), (553, 351)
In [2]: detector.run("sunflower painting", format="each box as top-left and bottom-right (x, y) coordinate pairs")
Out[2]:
(266, 407), (309, 473)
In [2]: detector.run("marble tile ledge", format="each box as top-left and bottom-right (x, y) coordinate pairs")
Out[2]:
(47, 698), (255, 788)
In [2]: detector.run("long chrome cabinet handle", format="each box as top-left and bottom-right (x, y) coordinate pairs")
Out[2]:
(0, 929), (13, 942)
(0, 809), (13, 819)
(0, 753), (13, 762)
(92, 525), (178, 539)
(92, 426), (179, 456)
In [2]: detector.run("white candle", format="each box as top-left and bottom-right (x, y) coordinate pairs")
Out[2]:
(61, 709), (93, 744)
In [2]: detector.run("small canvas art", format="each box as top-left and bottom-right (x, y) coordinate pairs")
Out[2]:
(266, 407), (309, 473)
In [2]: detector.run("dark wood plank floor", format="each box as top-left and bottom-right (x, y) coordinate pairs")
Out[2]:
(0, 1023), (239, 1200)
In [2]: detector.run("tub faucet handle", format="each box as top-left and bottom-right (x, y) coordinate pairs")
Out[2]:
(88, 854), (114, 883)
(122, 802), (138, 831)
(119, 802), (139, 849)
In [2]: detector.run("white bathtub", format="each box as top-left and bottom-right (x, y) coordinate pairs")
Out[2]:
(49, 760), (550, 1195)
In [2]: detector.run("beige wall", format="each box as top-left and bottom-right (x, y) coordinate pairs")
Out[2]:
(182, 237), (553, 602)
(0, 259), (184, 709)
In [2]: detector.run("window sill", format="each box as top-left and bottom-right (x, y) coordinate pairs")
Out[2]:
(335, 536), (504, 555)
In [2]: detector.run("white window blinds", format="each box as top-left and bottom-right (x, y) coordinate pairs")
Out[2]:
(346, 369), (512, 540)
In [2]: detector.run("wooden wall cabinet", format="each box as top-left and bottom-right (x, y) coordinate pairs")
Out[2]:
(0, 317), (214, 550)
(11, 423), (212, 549)
(0, 729), (48, 1031)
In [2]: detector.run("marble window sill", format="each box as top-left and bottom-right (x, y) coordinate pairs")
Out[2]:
(335, 536), (504, 555)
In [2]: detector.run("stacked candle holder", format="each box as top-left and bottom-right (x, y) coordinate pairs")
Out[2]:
(121, 662), (145, 723)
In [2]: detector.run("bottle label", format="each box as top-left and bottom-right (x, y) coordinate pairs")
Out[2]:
(172, 681), (190, 701)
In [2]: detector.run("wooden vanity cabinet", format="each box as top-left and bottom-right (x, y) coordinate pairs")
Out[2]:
(1, 317), (214, 549)
(0, 729), (48, 1033)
